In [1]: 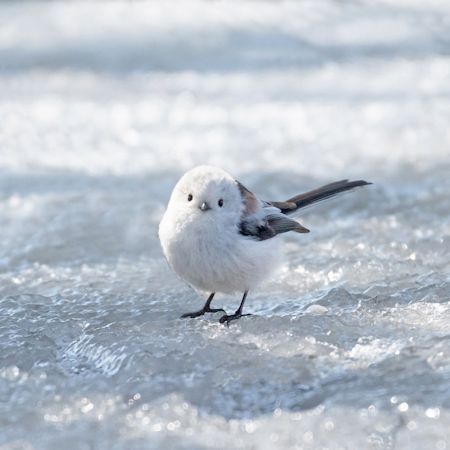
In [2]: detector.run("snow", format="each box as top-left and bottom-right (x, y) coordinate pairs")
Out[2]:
(0, 0), (450, 449)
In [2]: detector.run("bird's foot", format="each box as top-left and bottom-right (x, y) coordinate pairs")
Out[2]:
(180, 307), (226, 319)
(219, 312), (252, 326)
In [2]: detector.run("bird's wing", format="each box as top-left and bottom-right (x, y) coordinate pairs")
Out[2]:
(236, 181), (309, 241)
(266, 213), (310, 235)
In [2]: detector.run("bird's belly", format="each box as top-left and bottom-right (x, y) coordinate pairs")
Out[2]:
(163, 225), (281, 294)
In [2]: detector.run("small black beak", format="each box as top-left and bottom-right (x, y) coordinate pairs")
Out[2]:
(199, 202), (211, 211)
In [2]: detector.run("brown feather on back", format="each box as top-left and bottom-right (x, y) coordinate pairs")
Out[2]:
(269, 201), (297, 211)
(236, 181), (260, 216)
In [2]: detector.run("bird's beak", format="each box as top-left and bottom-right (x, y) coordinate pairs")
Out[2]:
(199, 202), (211, 211)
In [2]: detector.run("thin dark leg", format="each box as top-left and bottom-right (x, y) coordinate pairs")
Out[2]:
(219, 290), (251, 326)
(180, 293), (225, 319)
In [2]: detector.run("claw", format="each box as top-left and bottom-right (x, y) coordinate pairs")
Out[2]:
(208, 308), (226, 314)
(219, 313), (252, 326)
(180, 307), (226, 319)
(180, 310), (204, 319)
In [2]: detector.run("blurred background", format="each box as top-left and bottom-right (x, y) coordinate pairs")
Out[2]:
(0, 1), (449, 449)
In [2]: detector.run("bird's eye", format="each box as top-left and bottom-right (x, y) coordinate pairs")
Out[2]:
(218, 199), (224, 207)
(187, 194), (193, 202)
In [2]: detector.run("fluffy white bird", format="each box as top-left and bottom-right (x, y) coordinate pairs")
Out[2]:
(159, 165), (370, 325)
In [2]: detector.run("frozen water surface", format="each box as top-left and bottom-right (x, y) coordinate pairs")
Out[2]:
(1, 0), (450, 449)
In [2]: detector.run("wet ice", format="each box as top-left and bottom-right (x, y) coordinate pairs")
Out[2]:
(0, 0), (450, 449)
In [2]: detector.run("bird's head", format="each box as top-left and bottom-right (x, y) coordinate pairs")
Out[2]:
(166, 166), (244, 228)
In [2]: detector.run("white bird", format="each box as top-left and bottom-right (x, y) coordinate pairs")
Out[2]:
(159, 165), (370, 325)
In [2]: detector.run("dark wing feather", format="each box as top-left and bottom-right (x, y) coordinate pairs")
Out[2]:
(237, 180), (277, 240)
(239, 222), (276, 241)
(240, 214), (309, 241)
(267, 214), (309, 234)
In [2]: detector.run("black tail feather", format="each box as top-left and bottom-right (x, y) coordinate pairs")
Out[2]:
(276, 179), (372, 214)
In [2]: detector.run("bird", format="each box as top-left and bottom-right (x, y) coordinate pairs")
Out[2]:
(159, 165), (371, 325)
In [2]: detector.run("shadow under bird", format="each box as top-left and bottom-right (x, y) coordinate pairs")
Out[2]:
(159, 165), (371, 325)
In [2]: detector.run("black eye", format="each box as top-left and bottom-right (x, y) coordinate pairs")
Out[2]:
(187, 194), (193, 202)
(218, 199), (224, 207)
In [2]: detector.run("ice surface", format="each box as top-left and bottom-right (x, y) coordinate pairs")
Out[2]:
(1, 0), (450, 449)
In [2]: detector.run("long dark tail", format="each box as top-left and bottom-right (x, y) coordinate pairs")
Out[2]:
(271, 179), (372, 214)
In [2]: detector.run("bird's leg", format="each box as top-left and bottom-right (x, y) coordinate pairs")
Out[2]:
(219, 290), (251, 326)
(180, 293), (225, 319)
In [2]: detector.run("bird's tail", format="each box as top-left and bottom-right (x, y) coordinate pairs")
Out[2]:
(271, 179), (372, 215)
